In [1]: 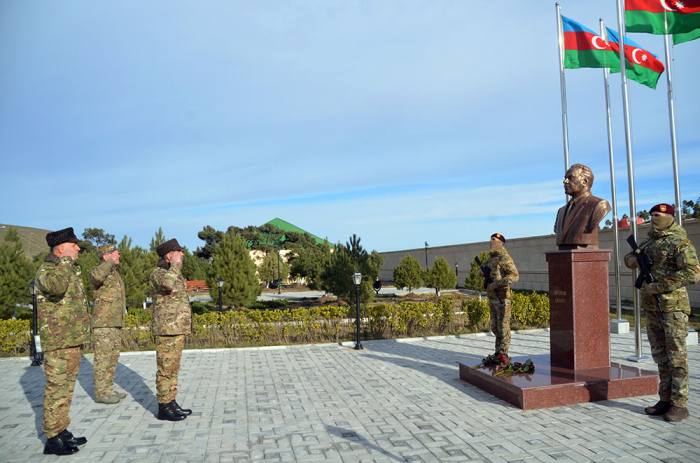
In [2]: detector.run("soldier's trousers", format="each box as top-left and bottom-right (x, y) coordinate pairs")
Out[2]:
(43, 345), (82, 438)
(156, 334), (185, 404)
(93, 327), (122, 398)
(645, 309), (689, 407)
(489, 296), (511, 355)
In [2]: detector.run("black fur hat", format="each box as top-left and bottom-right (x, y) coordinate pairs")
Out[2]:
(156, 238), (184, 257)
(46, 227), (79, 248)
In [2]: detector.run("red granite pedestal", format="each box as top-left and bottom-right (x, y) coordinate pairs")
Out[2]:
(458, 249), (658, 410)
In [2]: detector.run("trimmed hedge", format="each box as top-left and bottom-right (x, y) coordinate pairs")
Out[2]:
(0, 293), (551, 354)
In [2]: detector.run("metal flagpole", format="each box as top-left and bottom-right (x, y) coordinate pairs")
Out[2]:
(556, 3), (570, 189)
(601, 19), (623, 325)
(616, 0), (647, 361)
(663, 33), (682, 225)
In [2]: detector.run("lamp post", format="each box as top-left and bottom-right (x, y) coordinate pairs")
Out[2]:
(455, 263), (459, 289)
(277, 248), (281, 295)
(424, 241), (429, 268)
(28, 280), (43, 366)
(352, 272), (363, 350)
(216, 277), (224, 312)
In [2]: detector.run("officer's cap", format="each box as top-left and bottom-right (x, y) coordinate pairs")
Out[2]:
(650, 203), (675, 215)
(45, 227), (79, 248)
(156, 238), (184, 257)
(490, 233), (506, 243)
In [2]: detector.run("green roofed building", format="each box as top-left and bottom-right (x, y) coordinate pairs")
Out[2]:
(261, 218), (334, 248)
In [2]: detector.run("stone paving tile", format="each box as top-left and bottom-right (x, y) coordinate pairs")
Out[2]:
(0, 330), (698, 462)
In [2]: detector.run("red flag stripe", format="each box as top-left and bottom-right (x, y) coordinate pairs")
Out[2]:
(563, 31), (614, 52)
(626, 0), (700, 14)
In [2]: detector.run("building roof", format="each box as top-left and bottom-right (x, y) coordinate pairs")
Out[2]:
(262, 218), (333, 247)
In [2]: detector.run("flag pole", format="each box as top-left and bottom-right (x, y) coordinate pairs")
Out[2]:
(556, 3), (570, 189)
(616, 0), (646, 361)
(601, 19), (623, 325)
(663, 33), (682, 225)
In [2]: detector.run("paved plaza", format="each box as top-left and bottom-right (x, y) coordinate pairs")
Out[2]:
(1, 329), (698, 463)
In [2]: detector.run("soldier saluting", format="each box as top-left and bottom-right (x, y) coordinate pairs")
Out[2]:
(624, 203), (700, 422)
(150, 238), (193, 421)
(90, 244), (128, 404)
(35, 227), (90, 455)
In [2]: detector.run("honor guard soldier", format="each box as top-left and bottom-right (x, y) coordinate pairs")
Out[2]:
(150, 238), (193, 421)
(479, 233), (519, 356)
(35, 228), (90, 455)
(90, 243), (128, 404)
(624, 203), (700, 422)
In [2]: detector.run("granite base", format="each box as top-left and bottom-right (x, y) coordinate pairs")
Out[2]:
(458, 354), (658, 410)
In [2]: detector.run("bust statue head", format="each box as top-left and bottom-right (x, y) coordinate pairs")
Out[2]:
(563, 163), (593, 198)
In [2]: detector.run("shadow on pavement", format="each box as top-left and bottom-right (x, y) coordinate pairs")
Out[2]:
(325, 425), (404, 462)
(19, 363), (45, 439)
(77, 356), (155, 413)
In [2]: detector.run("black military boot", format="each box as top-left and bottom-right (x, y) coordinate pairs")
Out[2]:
(663, 406), (690, 422)
(44, 434), (79, 455)
(172, 400), (192, 416)
(58, 429), (87, 446)
(158, 401), (187, 421)
(644, 400), (671, 416)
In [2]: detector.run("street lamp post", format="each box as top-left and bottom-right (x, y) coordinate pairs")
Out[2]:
(28, 280), (43, 366)
(424, 241), (429, 268)
(352, 272), (363, 350)
(277, 248), (281, 295)
(455, 263), (459, 288)
(216, 277), (224, 312)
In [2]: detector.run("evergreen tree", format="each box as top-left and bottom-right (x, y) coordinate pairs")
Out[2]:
(393, 254), (423, 292)
(426, 256), (457, 296)
(119, 236), (149, 308)
(258, 251), (289, 287)
(289, 240), (332, 289)
(149, 227), (167, 253)
(321, 235), (383, 303)
(76, 249), (99, 304)
(195, 225), (224, 259)
(181, 247), (209, 281)
(207, 233), (261, 308)
(82, 228), (116, 246)
(0, 227), (34, 318)
(463, 251), (489, 292)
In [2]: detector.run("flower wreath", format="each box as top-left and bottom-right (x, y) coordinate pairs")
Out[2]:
(472, 353), (535, 377)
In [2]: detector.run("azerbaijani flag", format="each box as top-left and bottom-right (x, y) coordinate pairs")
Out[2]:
(625, 0), (700, 34)
(606, 27), (665, 89)
(562, 16), (620, 70)
(673, 27), (700, 44)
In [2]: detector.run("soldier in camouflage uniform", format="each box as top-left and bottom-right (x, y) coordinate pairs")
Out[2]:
(35, 227), (90, 456)
(90, 244), (127, 404)
(624, 203), (700, 422)
(479, 233), (519, 356)
(150, 238), (193, 421)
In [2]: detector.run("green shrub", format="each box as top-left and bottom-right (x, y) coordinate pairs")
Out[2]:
(464, 298), (489, 331)
(191, 301), (214, 314)
(0, 319), (31, 355)
(249, 299), (290, 310)
(511, 292), (550, 327)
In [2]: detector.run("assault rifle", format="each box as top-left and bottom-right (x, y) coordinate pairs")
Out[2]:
(475, 256), (503, 303)
(627, 234), (665, 322)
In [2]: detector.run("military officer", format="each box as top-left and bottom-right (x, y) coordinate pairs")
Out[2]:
(624, 203), (700, 422)
(90, 244), (127, 404)
(35, 227), (90, 455)
(479, 233), (519, 356)
(150, 238), (193, 421)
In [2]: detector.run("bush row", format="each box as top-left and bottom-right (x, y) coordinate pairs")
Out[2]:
(0, 293), (550, 354)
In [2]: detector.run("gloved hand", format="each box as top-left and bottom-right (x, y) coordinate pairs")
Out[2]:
(624, 254), (639, 269)
(643, 282), (661, 295)
(487, 282), (499, 291)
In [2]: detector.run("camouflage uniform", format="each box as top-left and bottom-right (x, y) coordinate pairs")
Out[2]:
(90, 251), (126, 399)
(485, 246), (519, 355)
(149, 260), (192, 404)
(35, 254), (91, 438)
(625, 222), (700, 408)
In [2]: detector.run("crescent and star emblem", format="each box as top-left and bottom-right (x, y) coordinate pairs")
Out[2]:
(631, 48), (643, 64)
(591, 36), (607, 50)
(660, 0), (678, 11)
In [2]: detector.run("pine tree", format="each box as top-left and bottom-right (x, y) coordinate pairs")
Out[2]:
(463, 251), (489, 292)
(258, 251), (289, 287)
(321, 235), (383, 303)
(426, 256), (457, 296)
(393, 254), (423, 292)
(119, 236), (149, 308)
(149, 227), (167, 253)
(207, 233), (261, 308)
(0, 227), (35, 318)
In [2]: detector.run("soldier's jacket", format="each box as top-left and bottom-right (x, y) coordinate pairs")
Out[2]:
(90, 258), (126, 328)
(149, 261), (192, 335)
(628, 222), (700, 314)
(35, 254), (91, 351)
(485, 246), (520, 300)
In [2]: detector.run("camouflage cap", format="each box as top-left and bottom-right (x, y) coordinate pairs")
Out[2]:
(97, 244), (117, 256)
(491, 233), (506, 243)
(650, 203), (675, 215)
(46, 227), (79, 247)
(156, 238), (184, 257)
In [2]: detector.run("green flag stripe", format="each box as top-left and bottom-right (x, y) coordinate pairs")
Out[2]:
(673, 28), (700, 44)
(626, 10), (700, 35)
(564, 49), (623, 70)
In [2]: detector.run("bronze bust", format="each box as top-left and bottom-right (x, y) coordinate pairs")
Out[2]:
(554, 163), (611, 250)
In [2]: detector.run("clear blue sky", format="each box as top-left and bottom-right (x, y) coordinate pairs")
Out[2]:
(2, 1), (698, 253)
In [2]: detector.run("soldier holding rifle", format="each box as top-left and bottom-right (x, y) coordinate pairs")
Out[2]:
(478, 233), (519, 356)
(624, 203), (700, 422)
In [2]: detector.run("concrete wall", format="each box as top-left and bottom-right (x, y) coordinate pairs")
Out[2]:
(379, 219), (700, 307)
